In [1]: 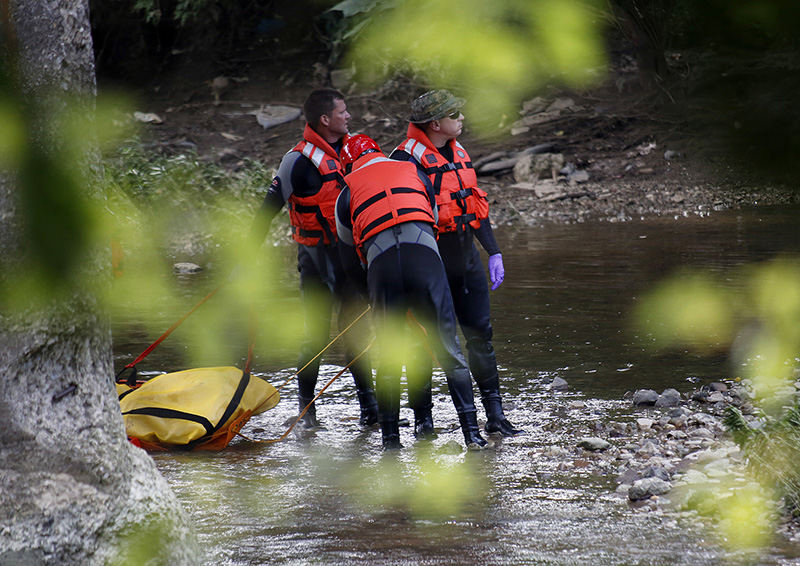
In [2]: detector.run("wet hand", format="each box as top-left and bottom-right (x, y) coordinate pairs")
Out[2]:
(489, 253), (504, 290)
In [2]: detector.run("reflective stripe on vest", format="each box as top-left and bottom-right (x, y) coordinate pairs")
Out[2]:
(395, 132), (487, 233)
(287, 127), (346, 246)
(346, 156), (436, 258)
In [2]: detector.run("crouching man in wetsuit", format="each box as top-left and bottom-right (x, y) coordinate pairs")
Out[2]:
(334, 134), (487, 451)
(390, 89), (523, 438)
(251, 88), (378, 428)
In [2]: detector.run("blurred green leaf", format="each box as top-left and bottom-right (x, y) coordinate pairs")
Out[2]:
(634, 270), (735, 351)
(346, 0), (606, 133)
(0, 96), (25, 170)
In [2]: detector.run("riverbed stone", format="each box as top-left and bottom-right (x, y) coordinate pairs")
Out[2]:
(568, 169), (590, 184)
(629, 477), (672, 501)
(513, 152), (565, 184)
(669, 414), (688, 429)
(642, 464), (671, 482)
(655, 388), (682, 407)
(636, 439), (660, 458)
(632, 389), (659, 406)
(173, 262), (203, 274)
(690, 427), (715, 439)
(636, 418), (655, 431)
(578, 437), (610, 451)
(617, 467), (640, 485)
(550, 377), (569, 391)
(675, 468), (709, 484)
(689, 412), (718, 428)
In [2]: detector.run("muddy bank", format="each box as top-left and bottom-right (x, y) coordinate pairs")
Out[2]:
(129, 80), (800, 230)
(485, 178), (800, 227)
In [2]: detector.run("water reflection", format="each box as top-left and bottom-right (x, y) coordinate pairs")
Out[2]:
(115, 205), (800, 565)
(494, 205), (800, 398)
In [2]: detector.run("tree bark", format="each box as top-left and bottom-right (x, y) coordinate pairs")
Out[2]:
(0, 1), (199, 563)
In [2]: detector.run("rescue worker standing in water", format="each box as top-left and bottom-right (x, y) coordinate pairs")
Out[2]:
(335, 134), (487, 451)
(251, 88), (378, 429)
(390, 90), (523, 438)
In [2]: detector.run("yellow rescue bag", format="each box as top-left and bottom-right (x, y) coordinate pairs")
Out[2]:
(117, 366), (279, 451)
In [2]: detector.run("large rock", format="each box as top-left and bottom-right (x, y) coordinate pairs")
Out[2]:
(1, 446), (200, 564)
(655, 388), (682, 407)
(578, 437), (611, 451)
(513, 153), (566, 184)
(632, 389), (660, 406)
(0, 306), (201, 564)
(629, 477), (671, 501)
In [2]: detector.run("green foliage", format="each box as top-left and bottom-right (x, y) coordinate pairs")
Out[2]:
(635, 257), (800, 412)
(98, 141), (304, 367)
(636, 257), (800, 550)
(634, 270), (736, 352)
(339, 0), (607, 134)
(722, 403), (800, 517)
(104, 142), (271, 212)
(341, 448), (486, 519)
(722, 405), (756, 446)
(108, 515), (186, 565)
(1, 64), (301, 369)
(0, 73), (101, 301)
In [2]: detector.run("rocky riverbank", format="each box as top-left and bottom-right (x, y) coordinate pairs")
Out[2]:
(548, 374), (800, 547)
(485, 177), (800, 228)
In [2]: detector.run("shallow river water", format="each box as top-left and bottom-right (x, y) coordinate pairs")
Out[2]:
(117, 205), (800, 565)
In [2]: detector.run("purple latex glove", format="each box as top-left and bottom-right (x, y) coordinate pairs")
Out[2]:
(488, 253), (504, 290)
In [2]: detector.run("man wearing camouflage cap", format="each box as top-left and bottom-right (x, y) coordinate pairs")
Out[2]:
(390, 89), (524, 439)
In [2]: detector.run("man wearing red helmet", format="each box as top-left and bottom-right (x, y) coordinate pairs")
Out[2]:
(335, 134), (488, 451)
(251, 88), (378, 429)
(390, 89), (523, 438)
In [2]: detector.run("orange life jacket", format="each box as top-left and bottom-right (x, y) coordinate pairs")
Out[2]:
(346, 153), (436, 260)
(394, 123), (488, 233)
(287, 125), (348, 246)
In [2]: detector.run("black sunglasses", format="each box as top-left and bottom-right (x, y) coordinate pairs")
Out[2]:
(447, 110), (461, 119)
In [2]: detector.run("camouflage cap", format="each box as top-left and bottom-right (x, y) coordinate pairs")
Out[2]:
(409, 89), (465, 124)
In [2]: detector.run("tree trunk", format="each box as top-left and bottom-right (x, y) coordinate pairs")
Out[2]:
(0, 1), (199, 563)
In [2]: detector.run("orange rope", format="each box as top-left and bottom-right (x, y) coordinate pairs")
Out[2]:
(237, 338), (374, 444)
(272, 304), (371, 393)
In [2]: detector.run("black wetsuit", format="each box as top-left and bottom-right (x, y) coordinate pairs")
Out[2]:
(336, 164), (485, 448)
(253, 140), (376, 423)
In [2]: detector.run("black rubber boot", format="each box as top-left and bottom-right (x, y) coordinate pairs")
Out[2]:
(483, 397), (524, 437)
(409, 379), (435, 439)
(380, 420), (402, 450)
(357, 390), (379, 427)
(458, 411), (487, 450)
(298, 396), (320, 428)
(413, 408), (436, 440)
(476, 370), (524, 437)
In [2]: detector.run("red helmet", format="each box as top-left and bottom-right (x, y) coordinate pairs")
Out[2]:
(341, 134), (381, 169)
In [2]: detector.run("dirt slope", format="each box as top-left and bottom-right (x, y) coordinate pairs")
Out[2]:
(116, 49), (797, 227)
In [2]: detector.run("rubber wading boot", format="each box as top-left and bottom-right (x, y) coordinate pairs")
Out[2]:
(486, 416), (524, 437)
(381, 420), (402, 450)
(458, 411), (487, 450)
(298, 397), (320, 429)
(483, 398), (524, 437)
(357, 390), (379, 427)
(413, 408), (436, 440)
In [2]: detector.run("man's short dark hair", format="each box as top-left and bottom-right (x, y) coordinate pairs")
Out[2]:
(303, 88), (345, 128)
